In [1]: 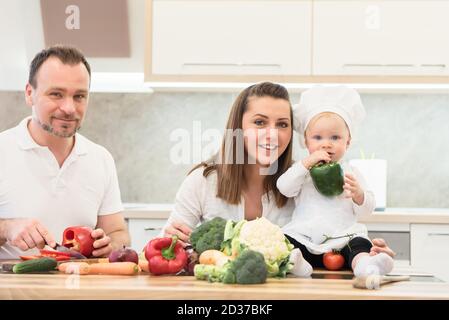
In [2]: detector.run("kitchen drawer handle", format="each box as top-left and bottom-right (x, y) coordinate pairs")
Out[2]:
(144, 227), (163, 231)
(183, 62), (281, 68)
(343, 64), (382, 67)
(420, 64), (446, 68)
(344, 64), (446, 69)
(428, 233), (449, 237)
(384, 64), (415, 67)
(343, 64), (415, 68)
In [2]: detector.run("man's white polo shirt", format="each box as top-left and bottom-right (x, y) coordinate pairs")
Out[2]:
(0, 117), (123, 259)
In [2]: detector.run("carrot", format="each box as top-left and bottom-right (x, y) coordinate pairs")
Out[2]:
(58, 262), (70, 272)
(88, 262), (140, 275)
(199, 250), (232, 267)
(138, 260), (150, 273)
(58, 262), (90, 275)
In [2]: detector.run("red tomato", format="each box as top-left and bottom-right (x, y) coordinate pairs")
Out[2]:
(323, 251), (345, 271)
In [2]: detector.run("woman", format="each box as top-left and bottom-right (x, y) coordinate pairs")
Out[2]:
(163, 82), (395, 258)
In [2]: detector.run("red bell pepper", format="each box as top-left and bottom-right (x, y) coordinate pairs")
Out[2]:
(62, 226), (95, 257)
(39, 249), (71, 257)
(54, 256), (71, 261)
(19, 255), (41, 261)
(20, 253), (70, 262)
(145, 236), (187, 275)
(39, 249), (72, 261)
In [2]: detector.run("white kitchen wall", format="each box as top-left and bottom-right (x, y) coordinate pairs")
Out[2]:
(1, 90), (448, 208)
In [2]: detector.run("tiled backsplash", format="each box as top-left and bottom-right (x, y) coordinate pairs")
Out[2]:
(1, 90), (448, 208)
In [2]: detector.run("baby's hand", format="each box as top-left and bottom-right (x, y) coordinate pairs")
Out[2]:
(344, 173), (364, 205)
(302, 150), (332, 170)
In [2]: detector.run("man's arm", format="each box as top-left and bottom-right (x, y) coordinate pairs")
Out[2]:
(92, 213), (130, 257)
(0, 218), (55, 250)
(0, 220), (7, 246)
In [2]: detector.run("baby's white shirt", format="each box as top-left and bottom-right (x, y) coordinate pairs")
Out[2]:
(277, 160), (375, 254)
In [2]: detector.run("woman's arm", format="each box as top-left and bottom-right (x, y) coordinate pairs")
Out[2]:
(163, 221), (193, 246)
(161, 168), (206, 246)
(370, 238), (396, 258)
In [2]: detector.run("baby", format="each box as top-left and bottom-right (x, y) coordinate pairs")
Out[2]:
(278, 86), (394, 277)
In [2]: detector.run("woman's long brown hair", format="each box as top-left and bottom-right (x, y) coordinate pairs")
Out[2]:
(190, 82), (294, 208)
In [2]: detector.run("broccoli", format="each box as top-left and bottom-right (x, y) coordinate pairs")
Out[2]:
(194, 249), (268, 284)
(190, 217), (227, 254)
(221, 217), (294, 277)
(194, 265), (224, 283)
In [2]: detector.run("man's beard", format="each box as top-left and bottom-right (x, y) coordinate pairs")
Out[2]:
(32, 106), (81, 138)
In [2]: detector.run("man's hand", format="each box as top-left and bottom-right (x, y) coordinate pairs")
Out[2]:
(91, 228), (113, 258)
(302, 150), (332, 170)
(2, 219), (55, 251)
(344, 173), (364, 205)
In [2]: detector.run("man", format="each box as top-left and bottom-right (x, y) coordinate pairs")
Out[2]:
(0, 45), (130, 259)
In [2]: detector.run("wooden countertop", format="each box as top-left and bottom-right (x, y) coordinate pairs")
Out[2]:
(122, 204), (449, 224)
(1, 271), (449, 300)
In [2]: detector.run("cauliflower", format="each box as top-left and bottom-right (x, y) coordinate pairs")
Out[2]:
(239, 217), (291, 263)
(222, 217), (294, 277)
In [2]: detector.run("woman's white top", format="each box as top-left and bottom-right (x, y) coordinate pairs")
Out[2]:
(277, 161), (375, 254)
(161, 167), (295, 234)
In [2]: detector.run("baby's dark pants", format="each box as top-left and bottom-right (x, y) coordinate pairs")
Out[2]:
(285, 234), (373, 269)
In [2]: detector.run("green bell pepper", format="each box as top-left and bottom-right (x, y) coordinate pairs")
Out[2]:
(310, 162), (344, 197)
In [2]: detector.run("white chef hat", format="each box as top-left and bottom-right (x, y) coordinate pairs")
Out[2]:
(293, 85), (366, 148)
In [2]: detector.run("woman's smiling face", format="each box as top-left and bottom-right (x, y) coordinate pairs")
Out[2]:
(242, 96), (292, 167)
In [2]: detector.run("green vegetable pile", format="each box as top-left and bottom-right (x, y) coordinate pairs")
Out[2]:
(194, 250), (268, 284)
(190, 217), (227, 254)
(191, 216), (295, 284)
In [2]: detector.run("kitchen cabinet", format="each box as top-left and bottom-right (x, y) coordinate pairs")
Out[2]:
(145, 0), (449, 84)
(127, 218), (167, 251)
(146, 0), (312, 81)
(411, 224), (449, 282)
(313, 0), (449, 76)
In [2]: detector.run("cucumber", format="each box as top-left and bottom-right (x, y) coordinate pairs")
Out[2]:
(13, 257), (57, 274)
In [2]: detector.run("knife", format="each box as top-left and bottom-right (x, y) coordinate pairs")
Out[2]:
(52, 242), (69, 252)
(0, 262), (16, 272)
